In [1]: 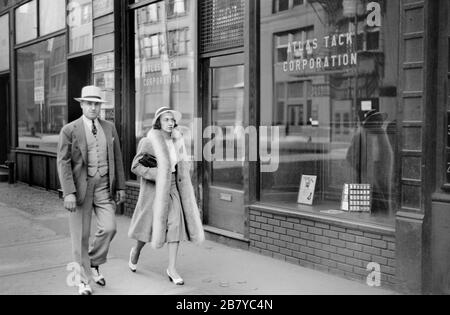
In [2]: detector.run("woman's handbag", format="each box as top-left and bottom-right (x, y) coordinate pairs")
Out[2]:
(139, 153), (158, 168)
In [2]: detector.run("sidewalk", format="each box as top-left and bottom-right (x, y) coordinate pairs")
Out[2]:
(0, 183), (396, 295)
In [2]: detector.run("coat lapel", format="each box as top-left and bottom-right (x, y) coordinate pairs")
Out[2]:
(74, 118), (88, 164)
(99, 119), (115, 187)
(148, 129), (172, 249)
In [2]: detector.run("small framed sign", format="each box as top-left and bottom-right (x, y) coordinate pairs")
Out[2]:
(298, 175), (317, 205)
(341, 184), (372, 213)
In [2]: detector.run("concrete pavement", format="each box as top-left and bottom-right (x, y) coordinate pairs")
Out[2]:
(0, 183), (396, 295)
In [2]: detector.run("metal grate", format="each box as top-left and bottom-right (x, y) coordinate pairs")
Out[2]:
(199, 0), (245, 54)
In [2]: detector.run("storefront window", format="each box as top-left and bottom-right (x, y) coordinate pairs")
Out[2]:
(0, 14), (9, 71)
(134, 0), (196, 144)
(17, 36), (67, 153)
(15, 1), (37, 44)
(68, 0), (93, 53)
(260, 0), (399, 221)
(39, 0), (66, 36)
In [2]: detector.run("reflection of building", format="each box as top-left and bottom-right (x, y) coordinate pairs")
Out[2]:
(48, 37), (67, 134)
(69, 0), (93, 53)
(134, 0), (195, 137)
(261, 2), (345, 160)
(2, 0), (450, 295)
(16, 51), (36, 136)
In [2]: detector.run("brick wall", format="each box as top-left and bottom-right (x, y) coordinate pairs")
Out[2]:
(125, 183), (140, 217)
(249, 209), (397, 289)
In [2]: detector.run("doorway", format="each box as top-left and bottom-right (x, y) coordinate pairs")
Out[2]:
(202, 53), (246, 235)
(0, 75), (9, 165)
(68, 55), (92, 122)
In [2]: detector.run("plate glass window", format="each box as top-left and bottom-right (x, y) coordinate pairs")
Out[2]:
(260, 0), (400, 222)
(17, 36), (67, 153)
(0, 14), (9, 71)
(39, 0), (66, 36)
(68, 0), (93, 53)
(15, 1), (37, 44)
(134, 0), (196, 150)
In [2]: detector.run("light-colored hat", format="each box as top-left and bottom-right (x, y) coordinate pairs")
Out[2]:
(152, 107), (182, 126)
(75, 86), (107, 103)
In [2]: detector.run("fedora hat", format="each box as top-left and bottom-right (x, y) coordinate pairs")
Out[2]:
(75, 86), (107, 103)
(152, 107), (182, 126)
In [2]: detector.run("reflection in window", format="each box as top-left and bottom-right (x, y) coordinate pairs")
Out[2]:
(273, 0), (306, 13)
(260, 0), (399, 221)
(275, 27), (315, 63)
(134, 0), (196, 146)
(17, 36), (67, 153)
(168, 28), (190, 56)
(167, 0), (188, 17)
(15, 1), (37, 44)
(40, 0), (66, 36)
(0, 14), (9, 71)
(137, 3), (159, 24)
(68, 0), (93, 53)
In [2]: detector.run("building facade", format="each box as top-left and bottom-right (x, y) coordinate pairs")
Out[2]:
(0, 0), (449, 294)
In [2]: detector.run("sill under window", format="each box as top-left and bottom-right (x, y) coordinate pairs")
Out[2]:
(250, 201), (396, 235)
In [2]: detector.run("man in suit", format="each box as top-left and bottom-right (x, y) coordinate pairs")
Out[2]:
(57, 86), (126, 295)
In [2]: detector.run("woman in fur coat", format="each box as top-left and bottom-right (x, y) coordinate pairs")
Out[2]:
(127, 107), (204, 285)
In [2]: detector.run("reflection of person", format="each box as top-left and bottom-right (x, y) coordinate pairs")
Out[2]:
(346, 110), (394, 215)
(57, 86), (126, 295)
(128, 107), (204, 285)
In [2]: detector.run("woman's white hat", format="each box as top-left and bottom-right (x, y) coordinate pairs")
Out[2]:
(75, 86), (107, 103)
(153, 107), (182, 126)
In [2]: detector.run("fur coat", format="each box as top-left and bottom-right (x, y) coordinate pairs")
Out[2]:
(128, 128), (205, 249)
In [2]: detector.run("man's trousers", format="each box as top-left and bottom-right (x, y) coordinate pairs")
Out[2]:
(69, 173), (117, 284)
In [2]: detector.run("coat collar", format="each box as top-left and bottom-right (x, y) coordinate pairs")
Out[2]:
(148, 128), (183, 142)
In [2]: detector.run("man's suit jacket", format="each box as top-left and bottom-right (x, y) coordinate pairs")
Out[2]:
(57, 117), (126, 205)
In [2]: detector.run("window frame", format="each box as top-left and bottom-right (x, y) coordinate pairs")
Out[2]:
(14, 0), (67, 46)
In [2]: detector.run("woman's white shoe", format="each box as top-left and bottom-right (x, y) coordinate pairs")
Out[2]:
(128, 248), (137, 273)
(166, 269), (184, 285)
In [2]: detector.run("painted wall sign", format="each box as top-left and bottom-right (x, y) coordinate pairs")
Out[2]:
(281, 1), (382, 74)
(283, 32), (358, 73)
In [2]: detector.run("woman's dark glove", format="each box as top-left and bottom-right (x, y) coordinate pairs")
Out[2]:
(139, 154), (158, 168)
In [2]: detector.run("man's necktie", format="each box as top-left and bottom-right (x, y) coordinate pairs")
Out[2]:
(92, 120), (97, 136)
